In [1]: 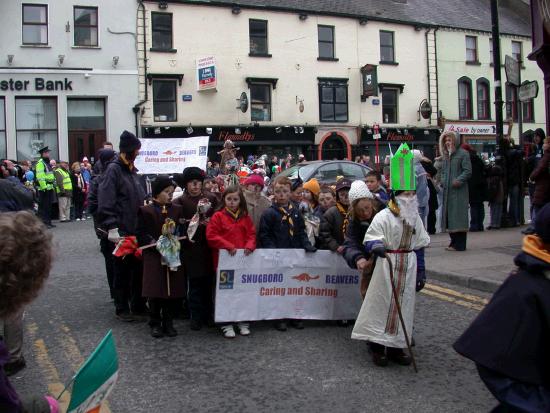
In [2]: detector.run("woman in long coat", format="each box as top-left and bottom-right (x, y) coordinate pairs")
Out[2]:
(439, 131), (472, 251)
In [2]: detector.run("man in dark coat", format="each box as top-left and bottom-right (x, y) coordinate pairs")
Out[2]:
(454, 203), (550, 413)
(529, 138), (550, 224)
(97, 131), (147, 322)
(172, 167), (218, 331)
(505, 140), (525, 227)
(462, 144), (487, 232)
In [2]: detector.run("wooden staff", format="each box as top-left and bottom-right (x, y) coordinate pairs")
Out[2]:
(384, 252), (418, 373)
(166, 267), (171, 297)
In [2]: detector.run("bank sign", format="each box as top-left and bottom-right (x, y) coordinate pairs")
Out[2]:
(0, 77), (73, 91)
(196, 56), (217, 91)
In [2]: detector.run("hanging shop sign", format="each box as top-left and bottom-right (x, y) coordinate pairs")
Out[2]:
(519, 80), (539, 102)
(360, 64), (378, 101)
(196, 56), (217, 91)
(362, 127), (440, 143)
(0, 77), (73, 91)
(504, 55), (520, 86)
(444, 122), (510, 136)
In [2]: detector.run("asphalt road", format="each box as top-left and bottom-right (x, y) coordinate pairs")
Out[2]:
(11, 220), (497, 413)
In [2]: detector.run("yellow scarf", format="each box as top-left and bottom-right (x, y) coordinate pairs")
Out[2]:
(522, 235), (550, 264)
(278, 203), (295, 237)
(337, 202), (349, 236)
(120, 153), (134, 171)
(225, 207), (241, 220)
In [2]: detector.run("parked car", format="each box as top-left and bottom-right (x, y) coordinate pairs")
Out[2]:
(278, 160), (372, 185)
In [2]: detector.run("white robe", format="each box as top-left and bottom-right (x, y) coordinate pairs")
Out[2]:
(351, 208), (430, 348)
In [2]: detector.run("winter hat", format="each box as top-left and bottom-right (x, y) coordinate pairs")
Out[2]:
(152, 175), (175, 197)
(303, 178), (320, 196)
(348, 180), (374, 205)
(335, 178), (352, 192)
(244, 173), (265, 188)
(180, 166), (205, 188)
(535, 203), (550, 244)
(98, 149), (116, 165)
(119, 130), (141, 153)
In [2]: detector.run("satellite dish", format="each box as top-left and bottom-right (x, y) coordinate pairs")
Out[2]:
(236, 92), (248, 113)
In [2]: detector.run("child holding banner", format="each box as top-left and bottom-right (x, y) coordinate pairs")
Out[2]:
(258, 176), (317, 331)
(136, 176), (186, 338)
(206, 186), (256, 338)
(319, 178), (352, 253)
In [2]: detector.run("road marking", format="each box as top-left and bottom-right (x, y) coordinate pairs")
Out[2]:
(421, 285), (485, 311)
(424, 283), (489, 305)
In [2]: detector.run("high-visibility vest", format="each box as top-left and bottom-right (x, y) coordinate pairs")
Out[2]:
(35, 158), (55, 191)
(55, 168), (73, 193)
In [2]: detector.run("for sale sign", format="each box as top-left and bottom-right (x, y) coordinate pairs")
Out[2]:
(196, 56), (217, 91)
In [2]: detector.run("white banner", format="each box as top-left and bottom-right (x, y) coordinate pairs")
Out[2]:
(215, 249), (362, 322)
(444, 122), (510, 136)
(134, 136), (209, 174)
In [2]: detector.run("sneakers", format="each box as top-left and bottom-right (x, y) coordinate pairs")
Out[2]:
(76, 218), (81, 221)
(237, 323), (250, 336)
(221, 325), (236, 338)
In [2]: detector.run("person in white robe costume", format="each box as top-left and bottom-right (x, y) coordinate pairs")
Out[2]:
(352, 143), (430, 367)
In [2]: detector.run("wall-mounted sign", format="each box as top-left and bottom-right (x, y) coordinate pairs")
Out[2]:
(519, 80), (539, 102)
(372, 99), (380, 105)
(196, 56), (217, 91)
(362, 127), (440, 143)
(360, 64), (378, 101)
(504, 55), (520, 86)
(218, 130), (255, 142)
(182, 95), (192, 101)
(0, 77), (73, 91)
(444, 122), (511, 136)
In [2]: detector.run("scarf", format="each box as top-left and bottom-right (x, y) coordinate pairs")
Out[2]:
(120, 153), (134, 171)
(225, 207), (241, 221)
(337, 202), (349, 236)
(76, 172), (84, 190)
(522, 235), (550, 265)
(278, 203), (295, 237)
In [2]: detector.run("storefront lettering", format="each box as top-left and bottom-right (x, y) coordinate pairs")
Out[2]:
(386, 132), (414, 141)
(218, 130), (255, 142)
(0, 77), (73, 91)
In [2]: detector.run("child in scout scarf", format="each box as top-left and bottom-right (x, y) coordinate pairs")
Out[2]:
(242, 173), (271, 233)
(352, 143), (430, 367)
(258, 176), (317, 331)
(206, 186), (256, 338)
(318, 186), (336, 215)
(136, 176), (186, 338)
(300, 178), (321, 246)
(319, 178), (351, 252)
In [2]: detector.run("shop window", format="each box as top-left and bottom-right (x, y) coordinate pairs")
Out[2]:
(151, 12), (173, 50)
(67, 99), (106, 130)
(458, 77), (473, 120)
(318, 25), (335, 59)
(382, 88), (398, 124)
(522, 99), (535, 123)
(250, 83), (271, 121)
(505, 83), (518, 121)
(465, 36), (478, 63)
(74, 6), (98, 47)
(249, 19), (268, 55)
(512, 41), (522, 64)
(22, 4), (48, 45)
(15, 97), (58, 160)
(319, 79), (348, 122)
(0, 98), (6, 158)
(153, 80), (177, 122)
(476, 78), (491, 120)
(380, 31), (395, 63)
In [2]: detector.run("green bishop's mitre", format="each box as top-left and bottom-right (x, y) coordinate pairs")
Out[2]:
(390, 143), (416, 191)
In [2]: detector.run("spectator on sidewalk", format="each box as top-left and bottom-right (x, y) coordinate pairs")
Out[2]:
(439, 131), (472, 251)
(54, 161), (73, 223)
(486, 162), (505, 230)
(412, 150), (430, 228)
(528, 137), (550, 225)
(505, 139), (524, 227)
(462, 144), (487, 232)
(70, 162), (87, 221)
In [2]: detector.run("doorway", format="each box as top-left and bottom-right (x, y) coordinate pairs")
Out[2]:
(320, 132), (347, 160)
(68, 130), (106, 164)
(67, 98), (106, 164)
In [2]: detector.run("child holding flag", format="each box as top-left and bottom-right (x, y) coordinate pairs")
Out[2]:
(137, 176), (186, 338)
(206, 186), (256, 338)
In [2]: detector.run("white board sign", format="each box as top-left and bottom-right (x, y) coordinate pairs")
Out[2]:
(214, 249), (363, 322)
(444, 123), (510, 136)
(134, 136), (209, 174)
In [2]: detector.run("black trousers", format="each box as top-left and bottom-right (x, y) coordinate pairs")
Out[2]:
(449, 231), (467, 251)
(187, 276), (213, 323)
(469, 202), (485, 231)
(427, 207), (437, 234)
(37, 190), (54, 225)
(148, 298), (178, 326)
(113, 255), (146, 315)
(100, 238), (115, 299)
(73, 191), (85, 219)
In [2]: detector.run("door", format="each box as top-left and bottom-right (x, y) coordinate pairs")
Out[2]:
(68, 130), (106, 164)
(321, 133), (347, 160)
(67, 98), (106, 164)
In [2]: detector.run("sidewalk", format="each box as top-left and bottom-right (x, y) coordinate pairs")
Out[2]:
(425, 226), (525, 293)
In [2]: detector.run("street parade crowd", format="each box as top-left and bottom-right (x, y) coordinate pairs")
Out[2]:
(0, 128), (549, 412)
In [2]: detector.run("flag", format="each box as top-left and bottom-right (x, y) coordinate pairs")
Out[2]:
(390, 143), (416, 191)
(67, 331), (118, 413)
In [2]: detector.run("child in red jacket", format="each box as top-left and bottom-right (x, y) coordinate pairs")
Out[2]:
(206, 186), (256, 338)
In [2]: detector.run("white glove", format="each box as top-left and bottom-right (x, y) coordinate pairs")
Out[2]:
(108, 228), (121, 243)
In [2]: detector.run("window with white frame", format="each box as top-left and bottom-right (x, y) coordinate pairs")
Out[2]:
(74, 6), (98, 46)
(512, 41), (523, 63)
(250, 83), (271, 121)
(0, 98), (6, 158)
(382, 89), (398, 123)
(22, 4), (48, 45)
(151, 12), (173, 50)
(465, 36), (478, 63)
(458, 77), (473, 119)
(319, 79), (348, 122)
(153, 80), (177, 122)
(476, 78), (491, 120)
(15, 97), (58, 160)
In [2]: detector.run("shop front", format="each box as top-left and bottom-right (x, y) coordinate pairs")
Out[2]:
(142, 126), (316, 162)
(443, 121), (513, 158)
(359, 126), (441, 165)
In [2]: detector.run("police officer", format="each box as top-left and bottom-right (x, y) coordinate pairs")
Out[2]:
(35, 146), (56, 228)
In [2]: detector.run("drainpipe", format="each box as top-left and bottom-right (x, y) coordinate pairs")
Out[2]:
(433, 27), (440, 125)
(134, 0), (148, 137)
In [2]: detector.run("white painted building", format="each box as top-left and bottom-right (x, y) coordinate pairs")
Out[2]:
(0, 0), (139, 163)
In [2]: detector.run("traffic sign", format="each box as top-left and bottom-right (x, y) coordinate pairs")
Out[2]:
(504, 55), (520, 86)
(519, 80), (539, 102)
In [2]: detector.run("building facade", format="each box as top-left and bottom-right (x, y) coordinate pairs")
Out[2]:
(0, 0), (138, 163)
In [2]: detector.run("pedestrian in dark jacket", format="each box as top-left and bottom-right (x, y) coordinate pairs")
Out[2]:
(258, 176), (316, 331)
(97, 130), (147, 321)
(454, 203), (550, 413)
(137, 176), (186, 339)
(422, 159), (439, 234)
(505, 140), (524, 226)
(486, 163), (504, 230)
(529, 138), (550, 224)
(70, 162), (87, 221)
(319, 178), (351, 252)
(172, 167), (218, 331)
(462, 144), (487, 232)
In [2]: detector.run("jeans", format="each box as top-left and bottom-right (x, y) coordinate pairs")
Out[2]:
(469, 202), (485, 231)
(490, 203), (503, 228)
(508, 185), (520, 226)
(113, 255), (146, 314)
